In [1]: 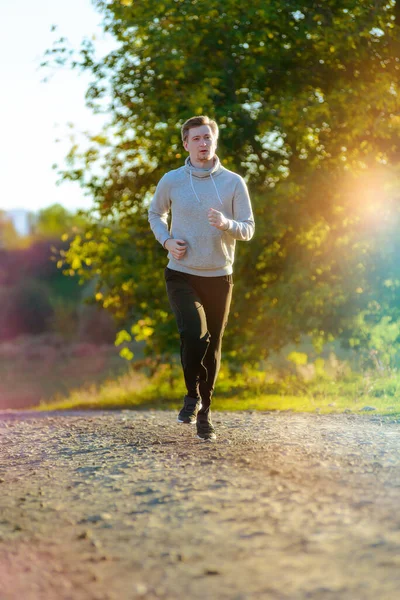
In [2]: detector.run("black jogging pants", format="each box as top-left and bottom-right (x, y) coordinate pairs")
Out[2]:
(164, 267), (233, 416)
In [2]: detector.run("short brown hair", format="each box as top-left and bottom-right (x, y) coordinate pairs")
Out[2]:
(181, 115), (219, 143)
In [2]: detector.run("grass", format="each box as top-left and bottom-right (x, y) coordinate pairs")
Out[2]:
(33, 361), (400, 417)
(2, 336), (398, 416)
(0, 334), (130, 409)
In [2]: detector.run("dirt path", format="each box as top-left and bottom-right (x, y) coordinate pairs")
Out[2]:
(0, 409), (400, 600)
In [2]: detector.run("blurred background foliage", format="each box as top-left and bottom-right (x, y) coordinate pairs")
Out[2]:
(41, 0), (400, 369)
(3, 1), (400, 409)
(0, 205), (112, 343)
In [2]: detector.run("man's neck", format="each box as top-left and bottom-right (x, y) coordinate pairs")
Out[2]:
(189, 156), (216, 170)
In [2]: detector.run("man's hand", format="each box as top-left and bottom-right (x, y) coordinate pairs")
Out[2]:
(164, 238), (187, 260)
(208, 208), (229, 231)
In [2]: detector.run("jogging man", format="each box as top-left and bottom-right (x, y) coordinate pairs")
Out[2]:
(148, 115), (255, 440)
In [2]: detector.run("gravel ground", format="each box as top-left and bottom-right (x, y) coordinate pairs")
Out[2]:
(0, 409), (400, 600)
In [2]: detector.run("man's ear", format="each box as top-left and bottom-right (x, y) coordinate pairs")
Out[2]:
(183, 140), (188, 151)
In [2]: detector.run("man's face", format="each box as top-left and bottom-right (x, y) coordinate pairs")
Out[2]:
(183, 124), (217, 165)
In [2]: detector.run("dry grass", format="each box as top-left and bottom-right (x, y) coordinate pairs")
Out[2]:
(0, 334), (130, 409)
(3, 336), (400, 416)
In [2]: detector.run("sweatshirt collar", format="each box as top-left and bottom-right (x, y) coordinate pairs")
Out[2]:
(184, 155), (222, 178)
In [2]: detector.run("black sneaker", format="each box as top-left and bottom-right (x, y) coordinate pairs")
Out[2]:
(177, 396), (202, 424)
(197, 412), (217, 441)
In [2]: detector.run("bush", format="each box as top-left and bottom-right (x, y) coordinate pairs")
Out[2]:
(78, 304), (117, 344)
(49, 299), (79, 341)
(0, 280), (54, 340)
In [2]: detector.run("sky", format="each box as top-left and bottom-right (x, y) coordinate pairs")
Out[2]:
(1, 0), (115, 214)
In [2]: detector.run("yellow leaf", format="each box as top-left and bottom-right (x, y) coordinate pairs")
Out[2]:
(115, 329), (132, 346)
(119, 347), (134, 361)
(287, 351), (308, 366)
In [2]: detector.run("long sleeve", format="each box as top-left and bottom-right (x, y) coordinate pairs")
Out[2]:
(148, 174), (172, 247)
(224, 177), (255, 241)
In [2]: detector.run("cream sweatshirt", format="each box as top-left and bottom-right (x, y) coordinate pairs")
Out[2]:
(148, 156), (255, 276)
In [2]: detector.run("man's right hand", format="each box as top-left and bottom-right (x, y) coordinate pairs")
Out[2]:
(164, 238), (187, 260)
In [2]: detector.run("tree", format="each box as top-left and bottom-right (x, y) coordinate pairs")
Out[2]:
(32, 203), (88, 239)
(0, 211), (20, 249)
(45, 0), (400, 362)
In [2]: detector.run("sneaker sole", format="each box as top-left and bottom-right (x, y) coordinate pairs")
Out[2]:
(197, 434), (217, 441)
(176, 403), (202, 425)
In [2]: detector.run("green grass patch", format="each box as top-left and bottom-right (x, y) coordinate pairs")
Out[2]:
(34, 361), (400, 417)
(3, 336), (398, 417)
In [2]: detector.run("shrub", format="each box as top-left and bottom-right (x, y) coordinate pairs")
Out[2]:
(0, 280), (54, 340)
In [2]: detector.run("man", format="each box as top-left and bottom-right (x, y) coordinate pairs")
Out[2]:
(148, 115), (254, 441)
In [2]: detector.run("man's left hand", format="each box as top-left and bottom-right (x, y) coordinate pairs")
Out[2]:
(208, 208), (229, 231)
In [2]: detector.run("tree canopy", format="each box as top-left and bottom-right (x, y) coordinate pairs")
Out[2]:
(45, 0), (400, 365)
